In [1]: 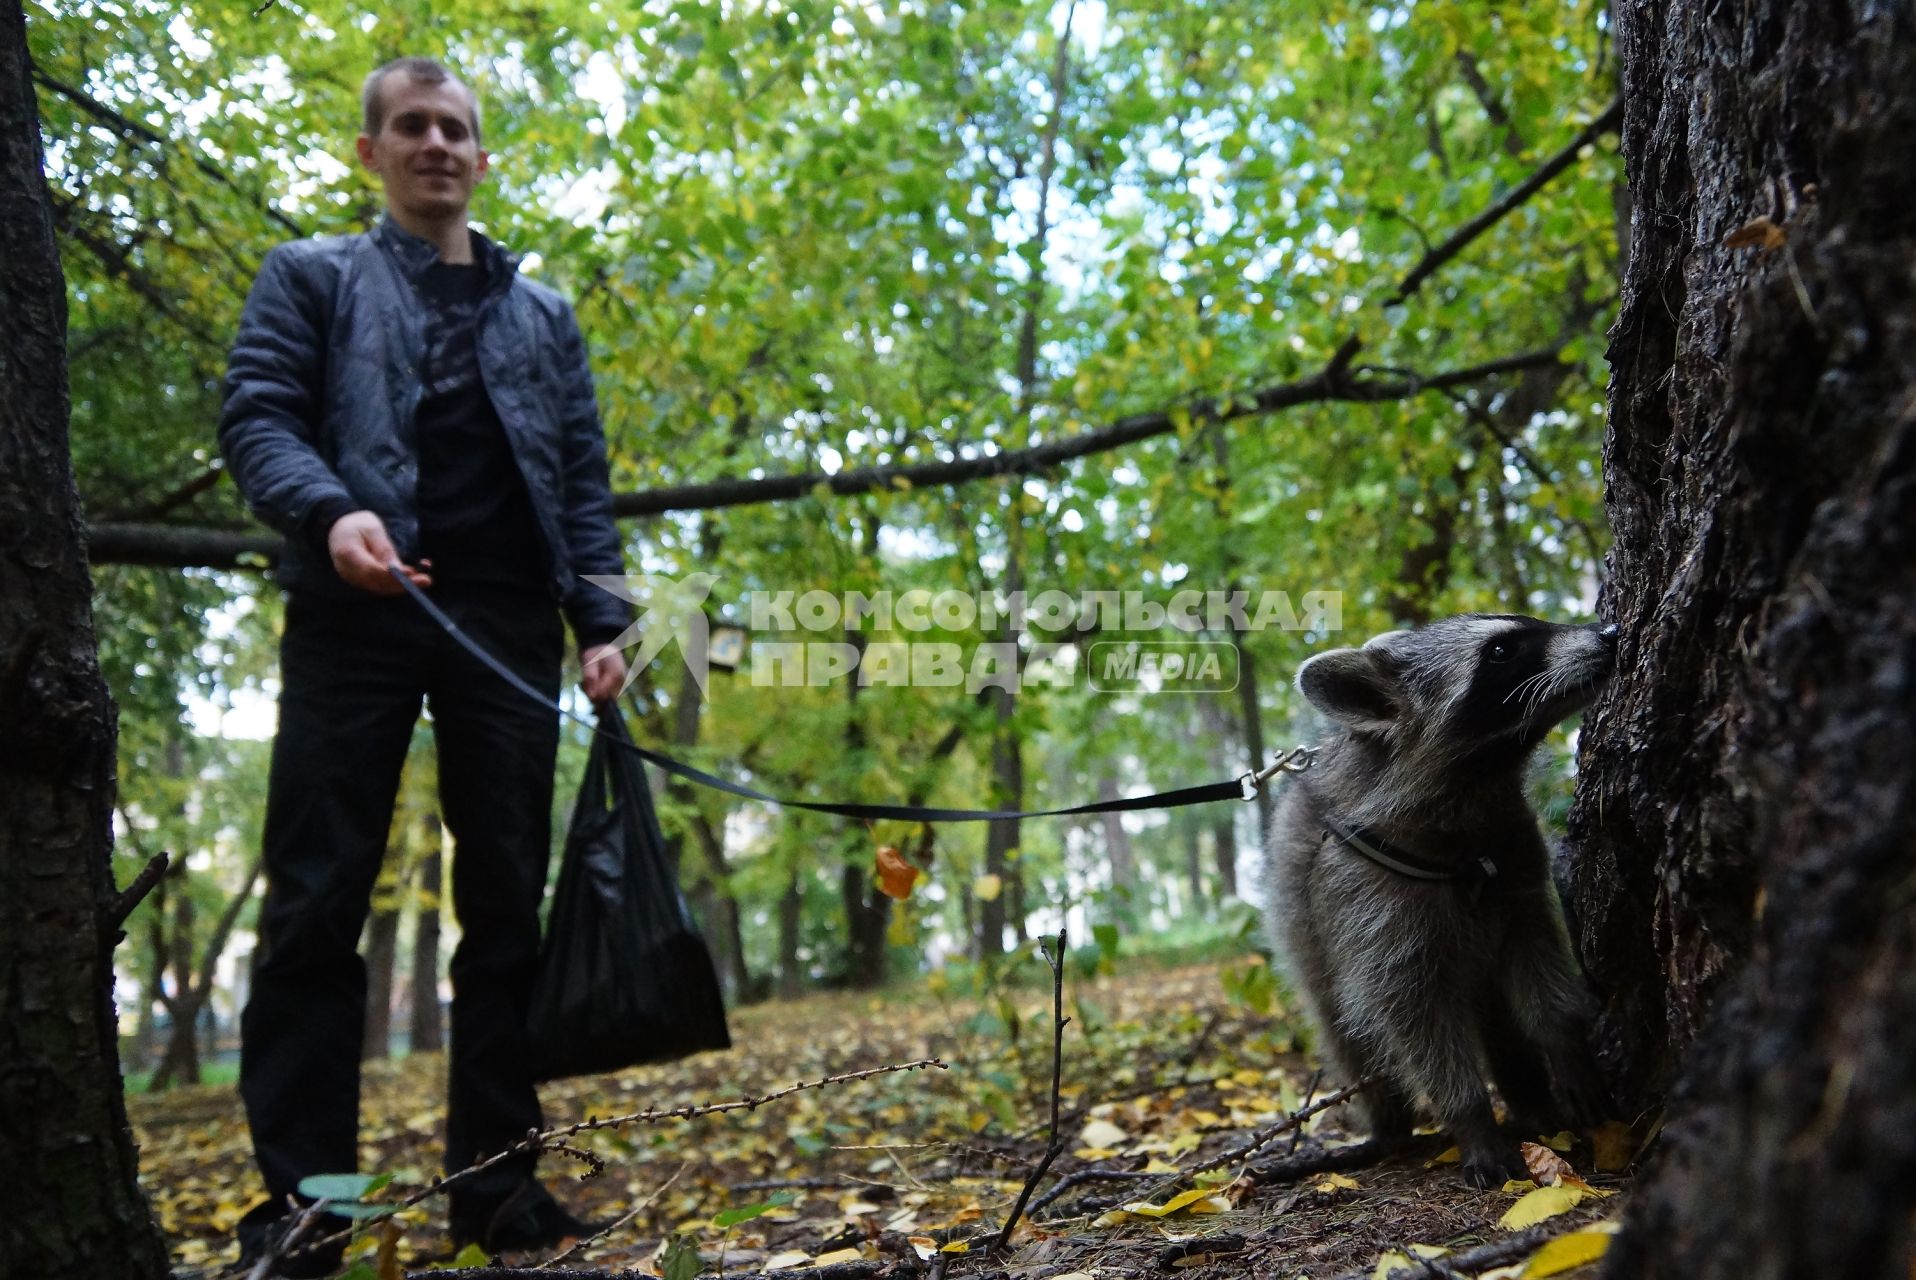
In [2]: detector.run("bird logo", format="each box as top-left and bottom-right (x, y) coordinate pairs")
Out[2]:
(583, 572), (720, 695)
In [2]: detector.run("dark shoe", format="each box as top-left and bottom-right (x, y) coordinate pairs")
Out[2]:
(449, 1178), (592, 1253)
(235, 1200), (349, 1277)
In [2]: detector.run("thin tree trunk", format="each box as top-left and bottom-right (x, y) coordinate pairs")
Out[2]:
(362, 892), (400, 1062)
(1210, 815), (1238, 901)
(1097, 777), (1137, 931)
(0, 5), (170, 1267)
(776, 860), (803, 999)
(409, 835), (442, 1052)
(149, 858), (260, 1091)
(692, 813), (751, 1000)
(1577, 4), (1916, 1276)
(1181, 820), (1204, 915)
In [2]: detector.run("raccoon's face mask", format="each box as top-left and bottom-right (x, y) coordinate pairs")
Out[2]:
(1295, 615), (1616, 756)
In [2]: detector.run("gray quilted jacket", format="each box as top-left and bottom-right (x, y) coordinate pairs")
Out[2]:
(219, 219), (630, 644)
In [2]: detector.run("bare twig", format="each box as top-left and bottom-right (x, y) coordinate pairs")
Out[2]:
(1289, 1068), (1324, 1155)
(1196, 1080), (1365, 1177)
(1388, 98), (1623, 305)
(1052, 1082), (1378, 1222)
(296, 1058), (947, 1263)
(536, 1162), (685, 1268)
(106, 850), (169, 929)
(1027, 1165), (1162, 1214)
(1246, 1133), (1449, 1188)
(1324, 1218), (1594, 1280)
(990, 931), (1069, 1254)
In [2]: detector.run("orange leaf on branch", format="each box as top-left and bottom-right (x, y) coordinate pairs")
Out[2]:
(875, 845), (920, 900)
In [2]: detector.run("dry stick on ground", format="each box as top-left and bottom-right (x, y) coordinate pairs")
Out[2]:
(989, 930), (1070, 1255)
(536, 1161), (687, 1268)
(1323, 1219), (1595, 1280)
(1049, 1082), (1372, 1222)
(1289, 1069), (1324, 1156)
(288, 1058), (947, 1268)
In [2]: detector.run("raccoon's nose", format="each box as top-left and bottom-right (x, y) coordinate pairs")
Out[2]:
(1597, 623), (1620, 644)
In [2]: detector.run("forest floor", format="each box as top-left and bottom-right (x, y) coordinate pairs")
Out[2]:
(131, 957), (1637, 1280)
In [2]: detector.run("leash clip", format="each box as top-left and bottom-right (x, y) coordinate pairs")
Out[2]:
(1238, 745), (1318, 802)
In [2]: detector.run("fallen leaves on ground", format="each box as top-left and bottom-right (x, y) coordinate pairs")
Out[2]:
(131, 960), (1630, 1276)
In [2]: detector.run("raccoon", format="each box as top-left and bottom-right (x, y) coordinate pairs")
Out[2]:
(1264, 613), (1617, 1187)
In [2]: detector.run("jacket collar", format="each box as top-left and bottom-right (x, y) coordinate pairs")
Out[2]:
(372, 216), (519, 294)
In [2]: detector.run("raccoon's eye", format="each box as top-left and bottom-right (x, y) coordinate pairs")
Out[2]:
(1486, 641), (1512, 663)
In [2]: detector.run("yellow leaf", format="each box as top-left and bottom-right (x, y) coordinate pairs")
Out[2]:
(1520, 1227), (1615, 1277)
(1372, 1250), (1427, 1279)
(1314, 1172), (1361, 1193)
(1541, 1130), (1576, 1152)
(1078, 1118), (1129, 1149)
(1093, 1209), (1133, 1227)
(973, 874), (1002, 902)
(764, 1250), (812, 1269)
(1074, 1146), (1121, 1161)
(1497, 1180), (1612, 1230)
(1427, 1146), (1462, 1166)
(940, 1241), (970, 1253)
(812, 1247), (865, 1266)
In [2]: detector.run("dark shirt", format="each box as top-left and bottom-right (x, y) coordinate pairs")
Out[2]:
(413, 259), (547, 588)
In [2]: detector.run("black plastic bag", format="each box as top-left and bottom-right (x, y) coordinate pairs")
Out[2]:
(527, 710), (731, 1081)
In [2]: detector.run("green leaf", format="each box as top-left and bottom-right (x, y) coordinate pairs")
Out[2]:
(662, 1233), (704, 1280)
(296, 1172), (390, 1219)
(713, 1189), (796, 1228)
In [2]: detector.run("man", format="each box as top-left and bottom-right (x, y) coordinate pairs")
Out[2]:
(220, 56), (630, 1272)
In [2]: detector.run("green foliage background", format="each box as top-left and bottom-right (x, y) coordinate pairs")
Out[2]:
(33, 0), (1619, 1028)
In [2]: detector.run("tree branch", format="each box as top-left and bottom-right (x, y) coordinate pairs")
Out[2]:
(81, 343), (1568, 570)
(1387, 97), (1622, 305)
(92, 464), (225, 523)
(105, 850), (169, 931)
(34, 67), (306, 239)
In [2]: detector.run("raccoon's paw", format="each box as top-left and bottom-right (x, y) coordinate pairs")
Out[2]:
(1460, 1143), (1527, 1190)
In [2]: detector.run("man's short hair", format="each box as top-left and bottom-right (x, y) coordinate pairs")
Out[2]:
(361, 56), (482, 142)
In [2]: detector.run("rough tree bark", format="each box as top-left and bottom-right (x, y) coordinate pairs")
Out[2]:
(0, 4), (172, 1271)
(1571, 3), (1916, 1276)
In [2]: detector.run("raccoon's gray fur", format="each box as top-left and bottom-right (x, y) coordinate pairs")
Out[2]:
(1264, 613), (1616, 1187)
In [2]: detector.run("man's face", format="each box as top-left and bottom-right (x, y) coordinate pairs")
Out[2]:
(355, 75), (488, 222)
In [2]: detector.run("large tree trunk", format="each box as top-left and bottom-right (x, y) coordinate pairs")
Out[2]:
(0, 6), (171, 1272)
(1575, 3), (1916, 1276)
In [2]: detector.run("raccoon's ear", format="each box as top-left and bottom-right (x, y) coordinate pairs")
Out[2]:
(1296, 647), (1402, 733)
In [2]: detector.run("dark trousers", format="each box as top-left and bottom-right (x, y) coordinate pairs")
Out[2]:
(240, 584), (562, 1209)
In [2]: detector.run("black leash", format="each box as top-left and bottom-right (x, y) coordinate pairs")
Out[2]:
(391, 567), (1312, 824)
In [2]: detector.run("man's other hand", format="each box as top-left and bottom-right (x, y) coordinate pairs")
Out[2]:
(580, 644), (628, 704)
(328, 510), (432, 594)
